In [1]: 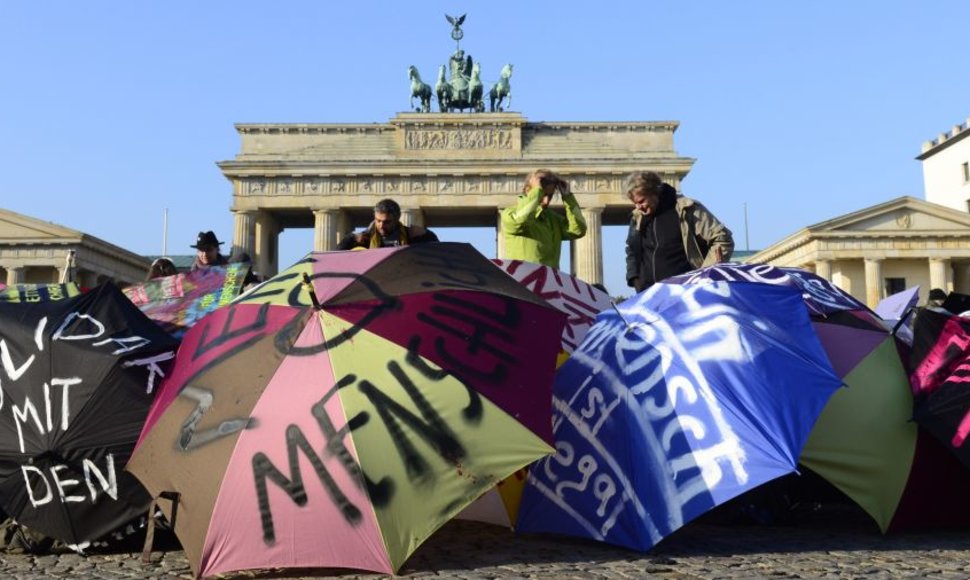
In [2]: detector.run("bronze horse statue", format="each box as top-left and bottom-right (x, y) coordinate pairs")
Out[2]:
(408, 65), (432, 113)
(435, 64), (452, 112)
(489, 64), (513, 112)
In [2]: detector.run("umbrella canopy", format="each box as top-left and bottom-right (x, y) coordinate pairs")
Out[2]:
(491, 259), (613, 356)
(122, 263), (249, 338)
(668, 263), (970, 531)
(516, 281), (842, 551)
(875, 285), (921, 322)
(911, 309), (970, 467)
(127, 243), (564, 577)
(0, 284), (178, 545)
(666, 263), (868, 316)
(874, 286), (920, 345)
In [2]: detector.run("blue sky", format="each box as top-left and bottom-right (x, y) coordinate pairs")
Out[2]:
(3, 2), (969, 295)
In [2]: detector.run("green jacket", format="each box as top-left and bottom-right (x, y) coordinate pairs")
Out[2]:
(500, 187), (587, 268)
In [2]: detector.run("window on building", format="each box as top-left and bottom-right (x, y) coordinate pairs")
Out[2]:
(884, 277), (906, 296)
(963, 162), (970, 183)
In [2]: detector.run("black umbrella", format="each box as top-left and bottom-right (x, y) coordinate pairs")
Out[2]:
(0, 284), (178, 545)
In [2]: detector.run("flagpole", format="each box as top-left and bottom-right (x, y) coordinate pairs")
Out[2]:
(744, 202), (750, 252)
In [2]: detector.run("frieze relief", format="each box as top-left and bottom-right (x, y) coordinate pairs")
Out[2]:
(240, 173), (624, 197)
(404, 128), (513, 150)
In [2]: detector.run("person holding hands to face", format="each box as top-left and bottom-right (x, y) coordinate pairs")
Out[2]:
(500, 169), (587, 268)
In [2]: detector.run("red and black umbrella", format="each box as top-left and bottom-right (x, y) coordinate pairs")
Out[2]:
(0, 284), (178, 545)
(911, 308), (970, 468)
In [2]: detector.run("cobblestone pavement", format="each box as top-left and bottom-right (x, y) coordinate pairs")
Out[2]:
(4, 506), (970, 579)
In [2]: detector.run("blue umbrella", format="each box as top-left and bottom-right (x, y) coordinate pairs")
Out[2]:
(516, 281), (842, 551)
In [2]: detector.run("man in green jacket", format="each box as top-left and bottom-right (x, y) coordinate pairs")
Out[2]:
(500, 169), (587, 268)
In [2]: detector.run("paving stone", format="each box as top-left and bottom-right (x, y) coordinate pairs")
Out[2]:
(6, 513), (970, 578)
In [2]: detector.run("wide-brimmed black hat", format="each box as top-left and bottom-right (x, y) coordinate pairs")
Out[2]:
(191, 231), (224, 249)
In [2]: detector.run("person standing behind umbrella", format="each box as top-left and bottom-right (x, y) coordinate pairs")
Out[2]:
(146, 257), (178, 280)
(190, 231), (229, 271)
(499, 169), (587, 268)
(625, 171), (734, 293)
(337, 198), (439, 249)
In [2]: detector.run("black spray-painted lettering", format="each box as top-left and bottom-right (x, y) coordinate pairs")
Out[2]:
(252, 424), (362, 545)
(417, 293), (520, 382)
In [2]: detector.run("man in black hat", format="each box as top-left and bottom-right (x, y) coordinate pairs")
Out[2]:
(190, 231), (229, 271)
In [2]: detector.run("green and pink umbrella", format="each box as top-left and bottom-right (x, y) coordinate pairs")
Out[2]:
(127, 243), (563, 577)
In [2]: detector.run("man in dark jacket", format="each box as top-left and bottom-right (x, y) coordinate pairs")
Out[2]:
(190, 231), (230, 271)
(338, 198), (439, 250)
(625, 171), (734, 293)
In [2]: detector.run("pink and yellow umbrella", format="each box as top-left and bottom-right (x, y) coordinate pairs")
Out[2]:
(127, 243), (563, 577)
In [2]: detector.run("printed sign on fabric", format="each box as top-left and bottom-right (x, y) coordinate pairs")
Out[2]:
(122, 263), (248, 338)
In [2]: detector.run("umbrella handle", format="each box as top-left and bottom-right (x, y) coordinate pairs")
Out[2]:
(141, 491), (180, 564)
(302, 273), (322, 310)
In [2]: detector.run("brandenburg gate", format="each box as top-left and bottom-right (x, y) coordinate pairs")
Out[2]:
(218, 112), (694, 283)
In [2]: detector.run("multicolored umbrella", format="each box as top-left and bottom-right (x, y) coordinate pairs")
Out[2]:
(673, 266), (970, 532)
(517, 281), (842, 551)
(0, 284), (177, 546)
(122, 263), (249, 338)
(127, 243), (564, 577)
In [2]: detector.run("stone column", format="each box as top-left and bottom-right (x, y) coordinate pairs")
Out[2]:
(929, 258), (953, 292)
(863, 257), (883, 308)
(814, 259), (831, 281)
(954, 262), (970, 295)
(6, 266), (24, 286)
(336, 210), (352, 243)
(254, 211), (281, 277)
(232, 210), (257, 261)
(495, 210), (505, 260)
(572, 206), (604, 285)
(313, 209), (340, 251)
(400, 208), (425, 228)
